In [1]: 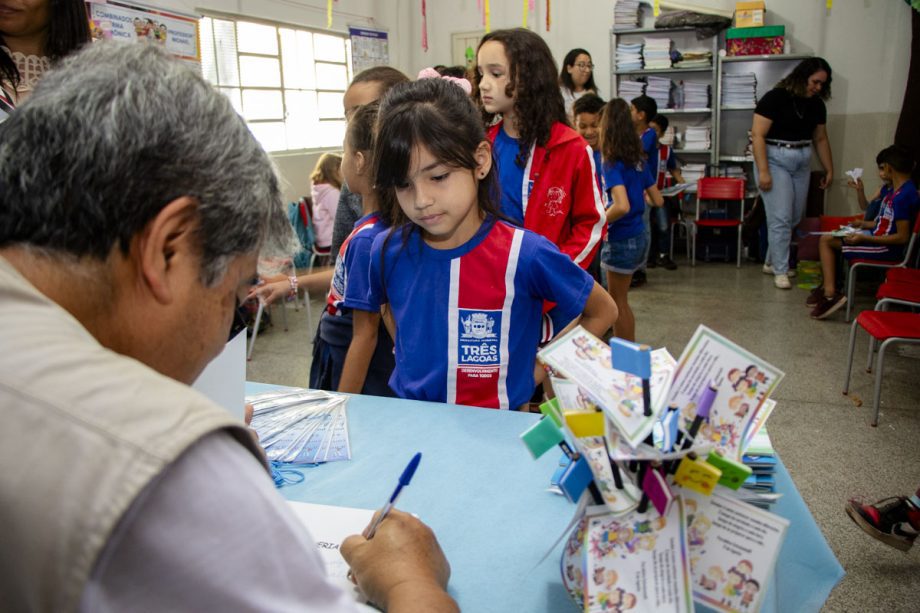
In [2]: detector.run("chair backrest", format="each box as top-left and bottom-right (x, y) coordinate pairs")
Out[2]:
(697, 177), (745, 201)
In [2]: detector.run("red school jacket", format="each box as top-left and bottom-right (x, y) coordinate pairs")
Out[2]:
(487, 120), (606, 269)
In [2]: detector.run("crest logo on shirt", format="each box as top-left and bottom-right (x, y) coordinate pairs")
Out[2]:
(545, 186), (566, 217)
(458, 310), (501, 366)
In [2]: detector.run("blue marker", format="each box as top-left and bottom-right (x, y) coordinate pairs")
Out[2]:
(365, 452), (422, 539)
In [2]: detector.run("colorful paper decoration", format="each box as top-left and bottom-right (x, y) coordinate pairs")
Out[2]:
(327, 0), (333, 28)
(564, 410), (605, 438)
(484, 0), (490, 32)
(421, 0), (428, 52)
(522, 0), (528, 27)
(673, 456), (722, 495)
(706, 451), (753, 490)
(545, 0), (550, 31)
(559, 456), (594, 503)
(520, 417), (564, 459)
(654, 0), (660, 17)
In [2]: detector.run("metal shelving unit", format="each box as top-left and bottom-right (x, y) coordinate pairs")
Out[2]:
(610, 26), (719, 165)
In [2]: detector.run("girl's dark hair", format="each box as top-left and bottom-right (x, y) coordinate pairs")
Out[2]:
(472, 28), (568, 167)
(374, 78), (502, 229)
(346, 102), (380, 153)
(0, 0), (91, 89)
(599, 98), (643, 167)
(776, 57), (832, 100)
(559, 48), (597, 95)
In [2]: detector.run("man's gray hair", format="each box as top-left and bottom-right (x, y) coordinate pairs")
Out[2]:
(0, 42), (294, 286)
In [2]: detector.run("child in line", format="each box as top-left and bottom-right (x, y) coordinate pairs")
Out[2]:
(574, 93), (607, 286)
(310, 152), (343, 255)
(599, 98), (664, 341)
(809, 144), (919, 320)
(474, 28), (606, 284)
(647, 114), (684, 271)
(629, 94), (659, 287)
(847, 149), (893, 223)
(255, 103), (395, 395)
(347, 77), (616, 410)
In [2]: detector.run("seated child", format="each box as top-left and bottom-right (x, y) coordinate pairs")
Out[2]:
(346, 77), (617, 410)
(848, 149), (893, 222)
(809, 144), (919, 320)
(647, 114), (685, 270)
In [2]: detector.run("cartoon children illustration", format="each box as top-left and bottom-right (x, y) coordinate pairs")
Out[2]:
(688, 514), (712, 548)
(723, 564), (746, 598)
(740, 578), (760, 609)
(700, 566), (724, 591)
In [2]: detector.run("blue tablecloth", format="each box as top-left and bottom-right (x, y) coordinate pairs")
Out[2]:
(249, 384), (844, 612)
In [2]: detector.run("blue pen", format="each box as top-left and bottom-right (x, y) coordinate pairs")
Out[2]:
(365, 452), (422, 539)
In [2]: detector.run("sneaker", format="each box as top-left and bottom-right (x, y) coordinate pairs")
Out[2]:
(810, 293), (847, 319)
(630, 270), (647, 288)
(845, 496), (920, 551)
(805, 286), (825, 308)
(647, 256), (659, 269)
(762, 263), (796, 277)
(774, 274), (792, 289)
(659, 255), (678, 271)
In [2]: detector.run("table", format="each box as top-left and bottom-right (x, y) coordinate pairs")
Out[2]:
(248, 384), (844, 612)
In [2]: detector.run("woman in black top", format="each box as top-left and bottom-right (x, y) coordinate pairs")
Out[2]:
(751, 57), (834, 289)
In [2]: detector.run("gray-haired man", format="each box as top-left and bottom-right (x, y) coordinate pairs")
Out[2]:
(0, 42), (455, 613)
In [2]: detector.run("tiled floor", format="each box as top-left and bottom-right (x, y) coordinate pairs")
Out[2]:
(246, 258), (920, 612)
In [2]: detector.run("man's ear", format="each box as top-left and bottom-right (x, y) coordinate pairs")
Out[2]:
(474, 140), (493, 179)
(134, 196), (199, 305)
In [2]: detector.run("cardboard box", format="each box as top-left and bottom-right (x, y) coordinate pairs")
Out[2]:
(735, 1), (765, 28)
(726, 25), (784, 56)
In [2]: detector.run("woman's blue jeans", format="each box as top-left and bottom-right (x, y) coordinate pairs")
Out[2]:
(753, 144), (812, 275)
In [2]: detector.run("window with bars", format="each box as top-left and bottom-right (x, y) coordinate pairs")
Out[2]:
(199, 15), (352, 153)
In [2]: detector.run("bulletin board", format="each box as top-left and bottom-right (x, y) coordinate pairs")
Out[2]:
(348, 26), (389, 75)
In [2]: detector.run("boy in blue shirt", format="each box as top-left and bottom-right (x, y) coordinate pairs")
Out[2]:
(630, 94), (658, 287)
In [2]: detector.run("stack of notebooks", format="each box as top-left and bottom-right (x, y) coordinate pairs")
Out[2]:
(681, 81), (710, 109)
(618, 79), (646, 100)
(681, 125), (711, 151)
(674, 48), (712, 69)
(616, 41), (644, 72)
(659, 124), (676, 146)
(246, 387), (352, 464)
(643, 38), (673, 69)
(723, 165), (747, 180)
(613, 0), (641, 30)
(722, 72), (758, 107)
(645, 76), (672, 109)
(740, 425), (779, 509)
(681, 163), (707, 185)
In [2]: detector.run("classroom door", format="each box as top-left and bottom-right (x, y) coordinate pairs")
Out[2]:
(451, 30), (484, 74)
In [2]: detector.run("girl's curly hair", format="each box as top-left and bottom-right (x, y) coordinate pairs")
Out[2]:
(472, 28), (568, 168)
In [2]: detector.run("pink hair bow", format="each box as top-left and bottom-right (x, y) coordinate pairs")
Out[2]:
(417, 67), (473, 95)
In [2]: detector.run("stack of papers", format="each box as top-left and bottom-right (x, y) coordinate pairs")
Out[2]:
(682, 81), (710, 109)
(616, 41), (643, 71)
(643, 37), (672, 69)
(659, 124), (676, 146)
(613, 0), (641, 30)
(722, 72), (757, 107)
(724, 165), (746, 180)
(645, 75), (672, 109)
(681, 163), (706, 184)
(681, 125), (711, 151)
(674, 48), (712, 69)
(618, 78), (645, 100)
(247, 387), (352, 464)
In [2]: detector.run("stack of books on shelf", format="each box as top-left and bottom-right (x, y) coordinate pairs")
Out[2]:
(682, 81), (710, 109)
(613, 0), (641, 30)
(659, 124), (676, 146)
(722, 72), (757, 107)
(674, 48), (712, 69)
(681, 125), (711, 151)
(618, 79), (646, 100)
(616, 41), (644, 72)
(681, 163), (706, 184)
(646, 76), (672, 109)
(642, 37), (672, 69)
(739, 426), (779, 510)
(723, 166), (747, 180)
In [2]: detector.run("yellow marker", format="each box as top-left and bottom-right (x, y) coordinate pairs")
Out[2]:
(673, 456), (722, 495)
(564, 411), (605, 438)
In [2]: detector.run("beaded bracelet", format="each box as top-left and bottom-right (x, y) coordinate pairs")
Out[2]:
(288, 275), (298, 298)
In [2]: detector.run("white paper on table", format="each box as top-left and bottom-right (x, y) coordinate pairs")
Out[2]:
(287, 501), (374, 602)
(192, 329), (246, 421)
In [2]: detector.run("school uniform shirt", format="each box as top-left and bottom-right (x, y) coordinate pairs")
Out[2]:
(320, 212), (387, 348)
(655, 144), (677, 189)
(843, 180), (919, 259)
(603, 159), (656, 242)
(356, 219), (594, 410)
(487, 120), (606, 269)
(640, 127), (658, 183)
(492, 125), (526, 222)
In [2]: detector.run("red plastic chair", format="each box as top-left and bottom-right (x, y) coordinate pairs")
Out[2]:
(843, 311), (920, 426)
(844, 214), (920, 322)
(692, 178), (745, 268)
(885, 267), (920, 285)
(875, 279), (920, 312)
